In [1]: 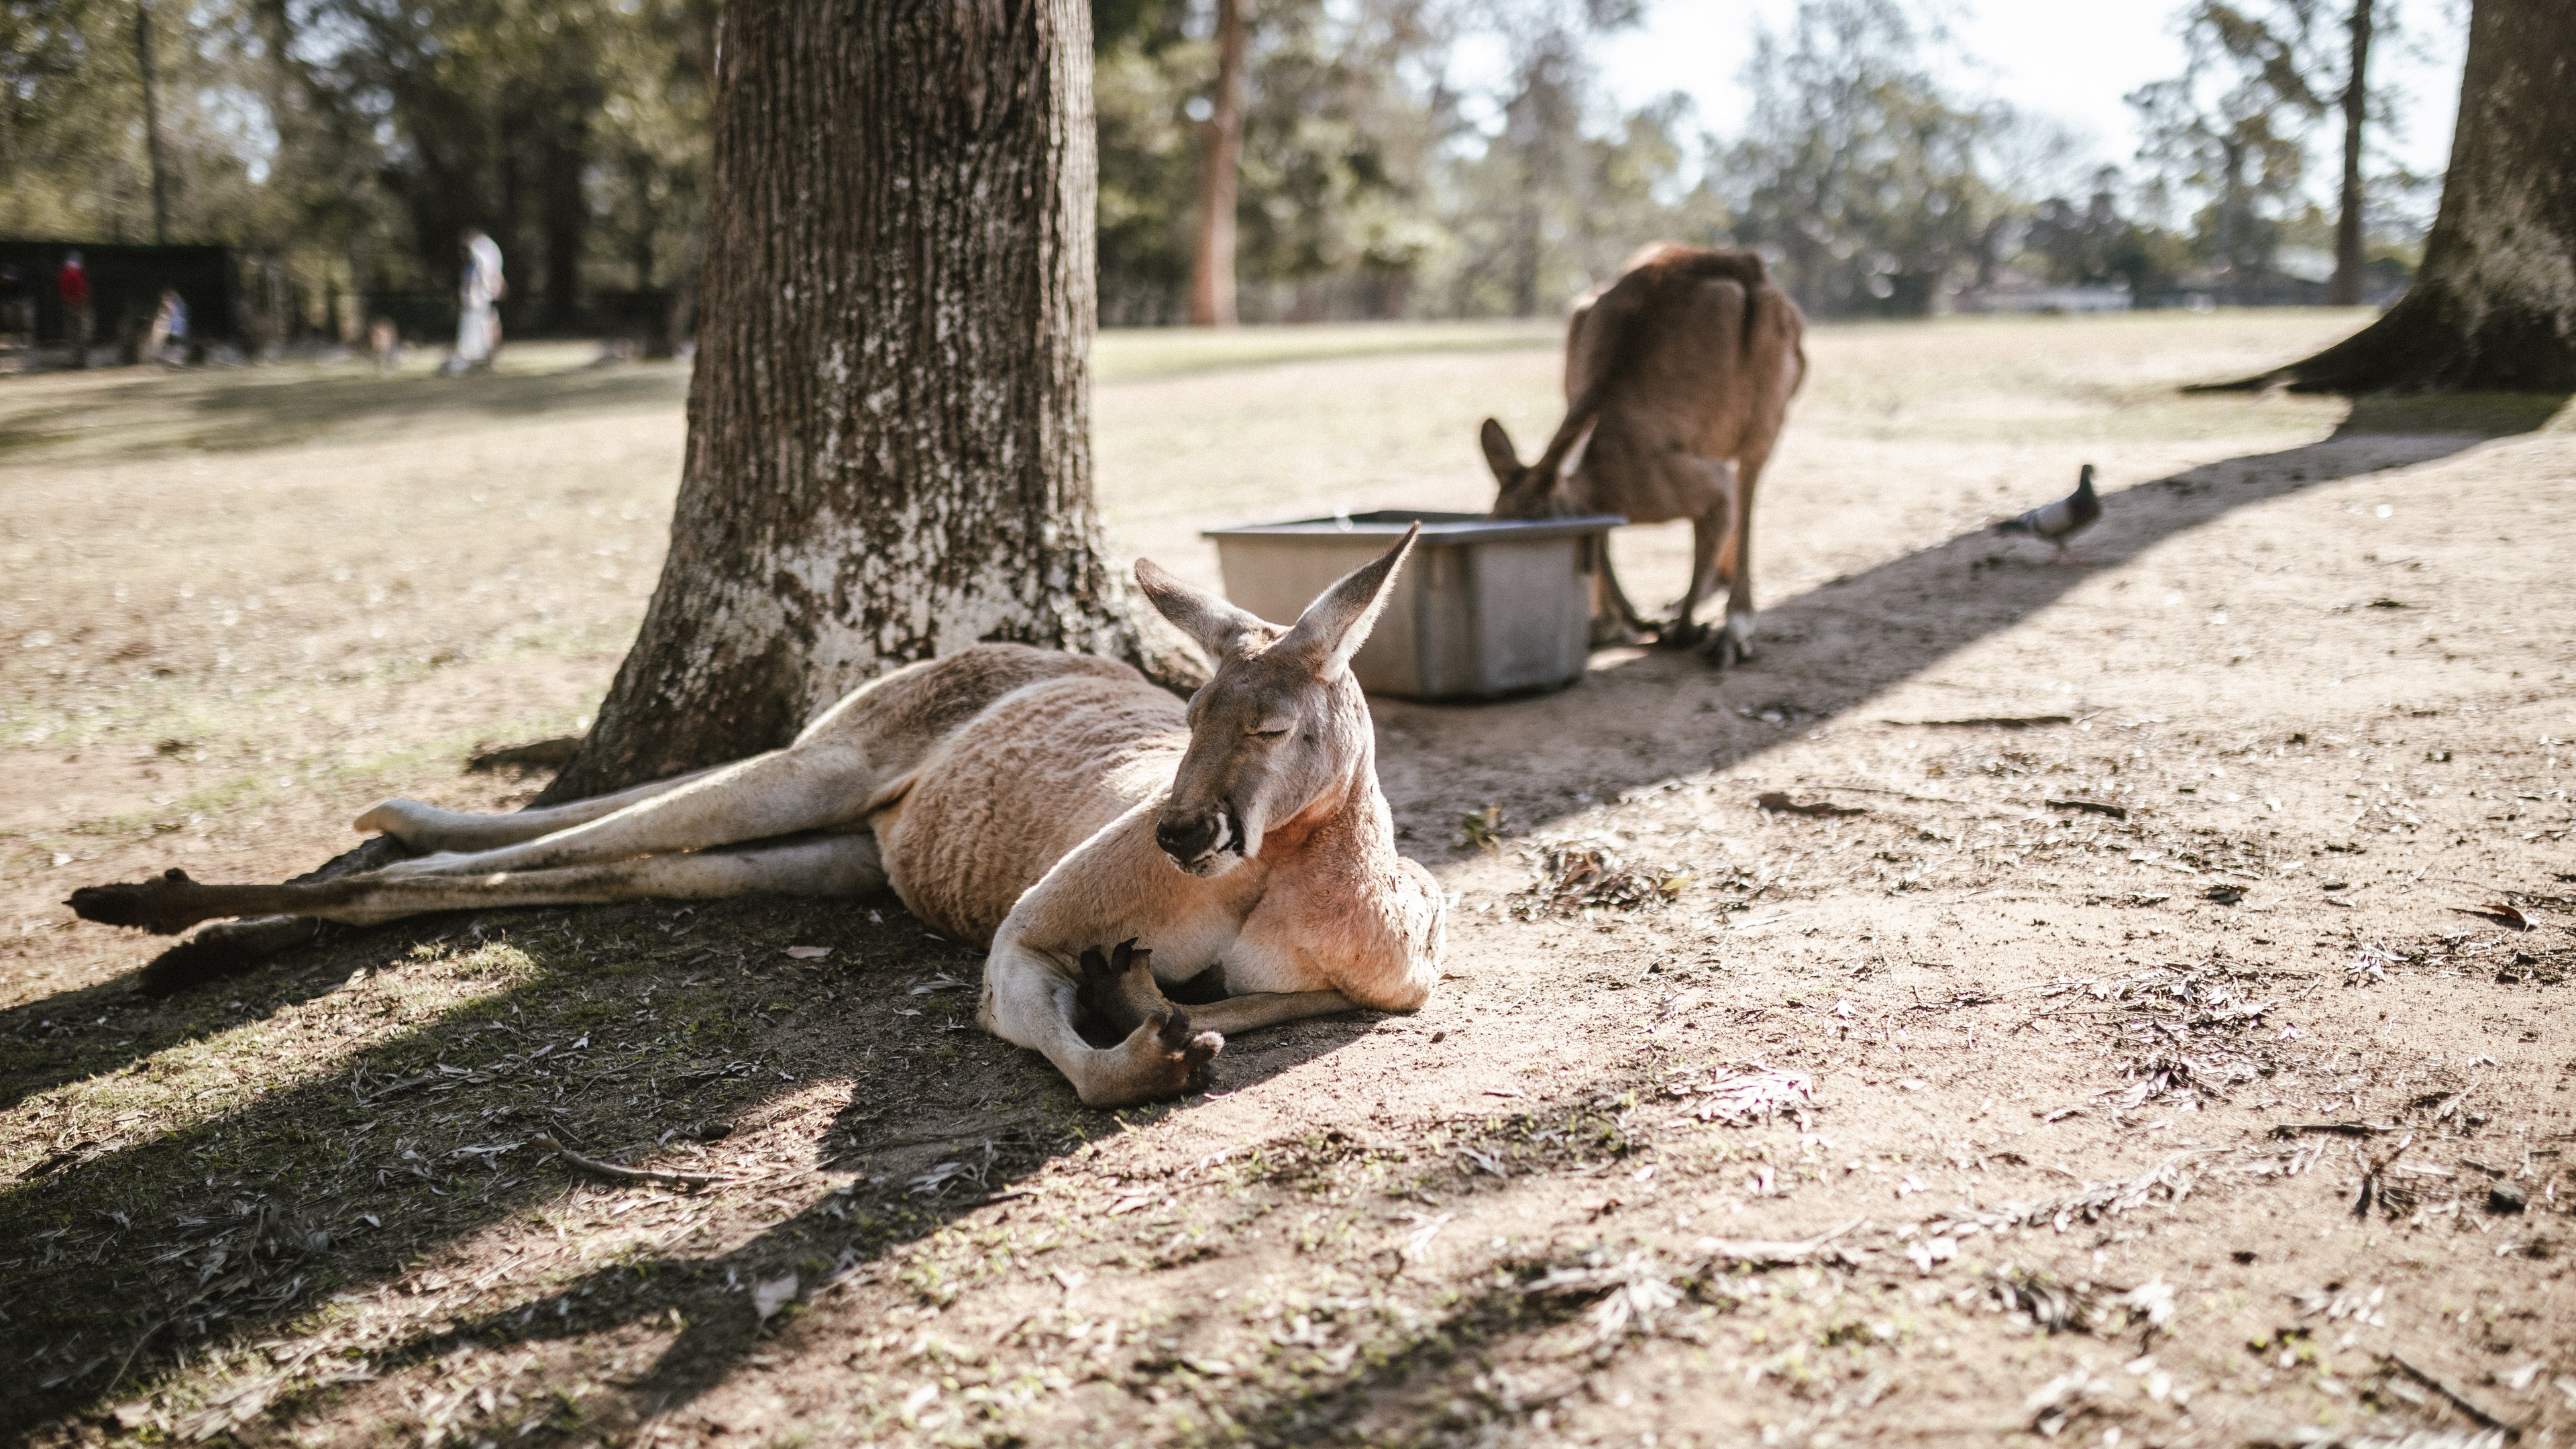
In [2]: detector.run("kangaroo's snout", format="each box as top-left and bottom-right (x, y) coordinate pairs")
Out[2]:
(1156, 802), (1238, 875)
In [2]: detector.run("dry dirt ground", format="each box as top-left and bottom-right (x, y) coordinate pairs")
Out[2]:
(3, 315), (2573, 1449)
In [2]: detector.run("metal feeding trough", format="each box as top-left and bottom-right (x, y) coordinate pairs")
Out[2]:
(1203, 508), (1625, 702)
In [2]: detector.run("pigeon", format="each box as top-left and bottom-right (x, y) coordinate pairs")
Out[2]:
(1995, 463), (2102, 561)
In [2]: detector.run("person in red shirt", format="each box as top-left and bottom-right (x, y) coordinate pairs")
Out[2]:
(56, 252), (92, 368)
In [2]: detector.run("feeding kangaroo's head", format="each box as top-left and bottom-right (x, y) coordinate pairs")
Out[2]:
(1133, 527), (1416, 878)
(1480, 415), (1591, 521)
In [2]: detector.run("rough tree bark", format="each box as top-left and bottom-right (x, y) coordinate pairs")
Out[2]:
(2328, 0), (2373, 308)
(541, 1), (1161, 803)
(1186, 0), (1248, 327)
(2222, 0), (2576, 392)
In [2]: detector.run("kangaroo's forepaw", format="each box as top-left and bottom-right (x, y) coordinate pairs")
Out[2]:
(69, 868), (221, 935)
(1075, 938), (1167, 1044)
(1081, 1007), (1223, 1107)
(1158, 1007), (1222, 1095)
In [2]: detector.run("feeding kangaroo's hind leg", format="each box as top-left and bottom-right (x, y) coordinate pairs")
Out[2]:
(1589, 545), (1657, 647)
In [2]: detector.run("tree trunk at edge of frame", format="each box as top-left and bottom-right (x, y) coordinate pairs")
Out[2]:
(2207, 0), (2576, 394)
(539, 0), (1183, 804)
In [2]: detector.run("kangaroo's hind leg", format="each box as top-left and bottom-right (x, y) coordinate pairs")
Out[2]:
(356, 763), (727, 853)
(1590, 543), (1656, 647)
(75, 833), (886, 935)
(374, 743), (885, 879)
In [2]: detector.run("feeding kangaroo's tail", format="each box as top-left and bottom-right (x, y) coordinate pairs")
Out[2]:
(1526, 246), (1776, 486)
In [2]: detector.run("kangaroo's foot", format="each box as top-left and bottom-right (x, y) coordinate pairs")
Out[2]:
(1693, 608), (1754, 668)
(1079, 1007), (1221, 1108)
(138, 915), (322, 996)
(70, 869), (241, 935)
(1652, 618), (1712, 651)
(353, 798), (442, 849)
(1710, 608), (1752, 665)
(1075, 938), (1169, 1046)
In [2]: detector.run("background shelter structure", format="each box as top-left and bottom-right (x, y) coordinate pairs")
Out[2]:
(0, 242), (237, 357)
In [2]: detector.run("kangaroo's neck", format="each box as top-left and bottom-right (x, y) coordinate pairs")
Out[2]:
(1247, 753), (1433, 987)
(1260, 765), (1393, 865)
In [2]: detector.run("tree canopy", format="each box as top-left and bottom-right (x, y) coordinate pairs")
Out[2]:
(0, 0), (2457, 327)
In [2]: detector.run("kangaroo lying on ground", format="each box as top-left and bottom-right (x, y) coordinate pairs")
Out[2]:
(72, 533), (1446, 1107)
(1483, 241), (1807, 663)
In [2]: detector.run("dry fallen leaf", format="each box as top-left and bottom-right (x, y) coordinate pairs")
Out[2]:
(1756, 790), (1865, 818)
(2475, 902), (2529, 930)
(784, 945), (832, 959)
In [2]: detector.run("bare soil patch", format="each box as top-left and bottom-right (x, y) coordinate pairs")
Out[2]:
(3, 315), (2572, 1448)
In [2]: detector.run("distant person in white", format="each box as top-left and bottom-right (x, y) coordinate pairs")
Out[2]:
(447, 227), (506, 374)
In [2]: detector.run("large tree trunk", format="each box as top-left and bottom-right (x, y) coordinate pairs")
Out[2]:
(2328, 0), (2373, 307)
(542, 1), (1159, 803)
(2223, 0), (2576, 392)
(1186, 0), (1247, 327)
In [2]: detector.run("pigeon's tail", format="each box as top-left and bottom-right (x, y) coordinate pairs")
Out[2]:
(1994, 514), (2037, 537)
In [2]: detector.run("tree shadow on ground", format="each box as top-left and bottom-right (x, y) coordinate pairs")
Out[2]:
(1375, 410), (2557, 847)
(0, 916), (479, 1117)
(3, 402), (2557, 1438)
(0, 886), (1387, 1434)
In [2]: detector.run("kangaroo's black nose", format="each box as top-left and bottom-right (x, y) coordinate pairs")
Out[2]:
(1157, 812), (1222, 863)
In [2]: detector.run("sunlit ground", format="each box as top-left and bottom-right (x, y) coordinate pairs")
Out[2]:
(4, 311), (2572, 1448)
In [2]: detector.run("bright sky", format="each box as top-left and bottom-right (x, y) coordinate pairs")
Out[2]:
(1582, 0), (2467, 191)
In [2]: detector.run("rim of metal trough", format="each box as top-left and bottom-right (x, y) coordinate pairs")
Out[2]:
(1201, 508), (1626, 544)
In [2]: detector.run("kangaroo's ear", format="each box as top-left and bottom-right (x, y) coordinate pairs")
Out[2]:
(1479, 418), (1521, 486)
(1134, 557), (1275, 662)
(1280, 525), (1416, 678)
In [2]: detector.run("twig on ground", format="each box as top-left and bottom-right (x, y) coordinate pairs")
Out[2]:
(1695, 1216), (1866, 1267)
(2382, 1352), (2516, 1434)
(1878, 714), (2076, 730)
(2353, 1132), (2416, 1218)
(530, 1136), (724, 1189)
(1804, 783), (1970, 806)
(2046, 798), (2129, 820)
(1756, 791), (1866, 818)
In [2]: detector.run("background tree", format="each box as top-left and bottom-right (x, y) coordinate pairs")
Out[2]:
(1, 0), (281, 244)
(1722, 0), (2004, 317)
(2328, 0), (2375, 304)
(542, 0), (1165, 801)
(2222, 0), (2576, 390)
(2127, 2), (2328, 299)
(1187, 0), (1248, 324)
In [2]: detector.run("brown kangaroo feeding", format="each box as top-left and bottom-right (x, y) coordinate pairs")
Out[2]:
(1483, 241), (1807, 664)
(70, 533), (1447, 1108)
